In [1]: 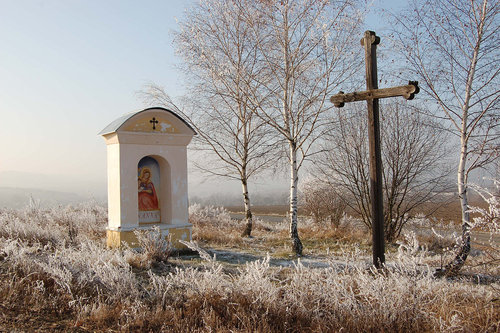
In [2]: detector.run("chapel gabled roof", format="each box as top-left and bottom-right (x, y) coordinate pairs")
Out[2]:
(99, 107), (196, 136)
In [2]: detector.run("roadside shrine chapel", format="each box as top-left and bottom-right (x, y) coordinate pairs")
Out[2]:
(100, 107), (196, 249)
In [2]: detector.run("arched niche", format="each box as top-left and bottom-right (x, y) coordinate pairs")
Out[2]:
(137, 155), (172, 225)
(137, 156), (161, 224)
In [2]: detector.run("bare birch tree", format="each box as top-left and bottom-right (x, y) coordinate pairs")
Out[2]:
(141, 0), (275, 237)
(243, 0), (364, 255)
(313, 102), (452, 243)
(391, 0), (499, 275)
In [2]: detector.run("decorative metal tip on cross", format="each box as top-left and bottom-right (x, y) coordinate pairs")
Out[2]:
(332, 91), (345, 108)
(406, 81), (420, 100)
(360, 30), (380, 46)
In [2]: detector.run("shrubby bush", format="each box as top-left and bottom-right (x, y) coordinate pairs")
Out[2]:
(189, 203), (233, 226)
(131, 226), (172, 267)
(469, 180), (500, 234)
(300, 179), (347, 227)
(189, 203), (246, 246)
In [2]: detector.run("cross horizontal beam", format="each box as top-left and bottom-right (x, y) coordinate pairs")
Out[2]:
(330, 81), (419, 108)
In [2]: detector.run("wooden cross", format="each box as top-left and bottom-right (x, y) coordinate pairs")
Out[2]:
(150, 117), (159, 130)
(330, 31), (419, 268)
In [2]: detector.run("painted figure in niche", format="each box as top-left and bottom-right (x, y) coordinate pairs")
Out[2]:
(138, 166), (159, 211)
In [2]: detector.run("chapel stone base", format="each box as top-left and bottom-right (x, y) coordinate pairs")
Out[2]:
(106, 224), (192, 250)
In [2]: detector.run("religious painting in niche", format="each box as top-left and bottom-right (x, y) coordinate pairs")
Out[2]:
(138, 156), (161, 223)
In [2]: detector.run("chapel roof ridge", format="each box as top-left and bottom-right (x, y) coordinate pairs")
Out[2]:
(98, 106), (196, 136)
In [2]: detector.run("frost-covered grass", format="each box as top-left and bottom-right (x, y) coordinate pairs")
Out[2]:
(0, 202), (498, 332)
(190, 204), (372, 257)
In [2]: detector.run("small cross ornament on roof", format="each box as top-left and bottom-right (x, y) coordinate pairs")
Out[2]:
(150, 117), (159, 130)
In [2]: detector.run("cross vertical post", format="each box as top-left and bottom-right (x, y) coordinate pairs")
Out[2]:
(362, 31), (385, 268)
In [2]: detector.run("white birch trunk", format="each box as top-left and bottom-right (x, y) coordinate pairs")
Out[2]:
(438, 131), (472, 276)
(453, 135), (472, 268)
(241, 175), (253, 237)
(289, 141), (303, 255)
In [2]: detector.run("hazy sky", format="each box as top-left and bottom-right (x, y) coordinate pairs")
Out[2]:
(0, 0), (404, 199)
